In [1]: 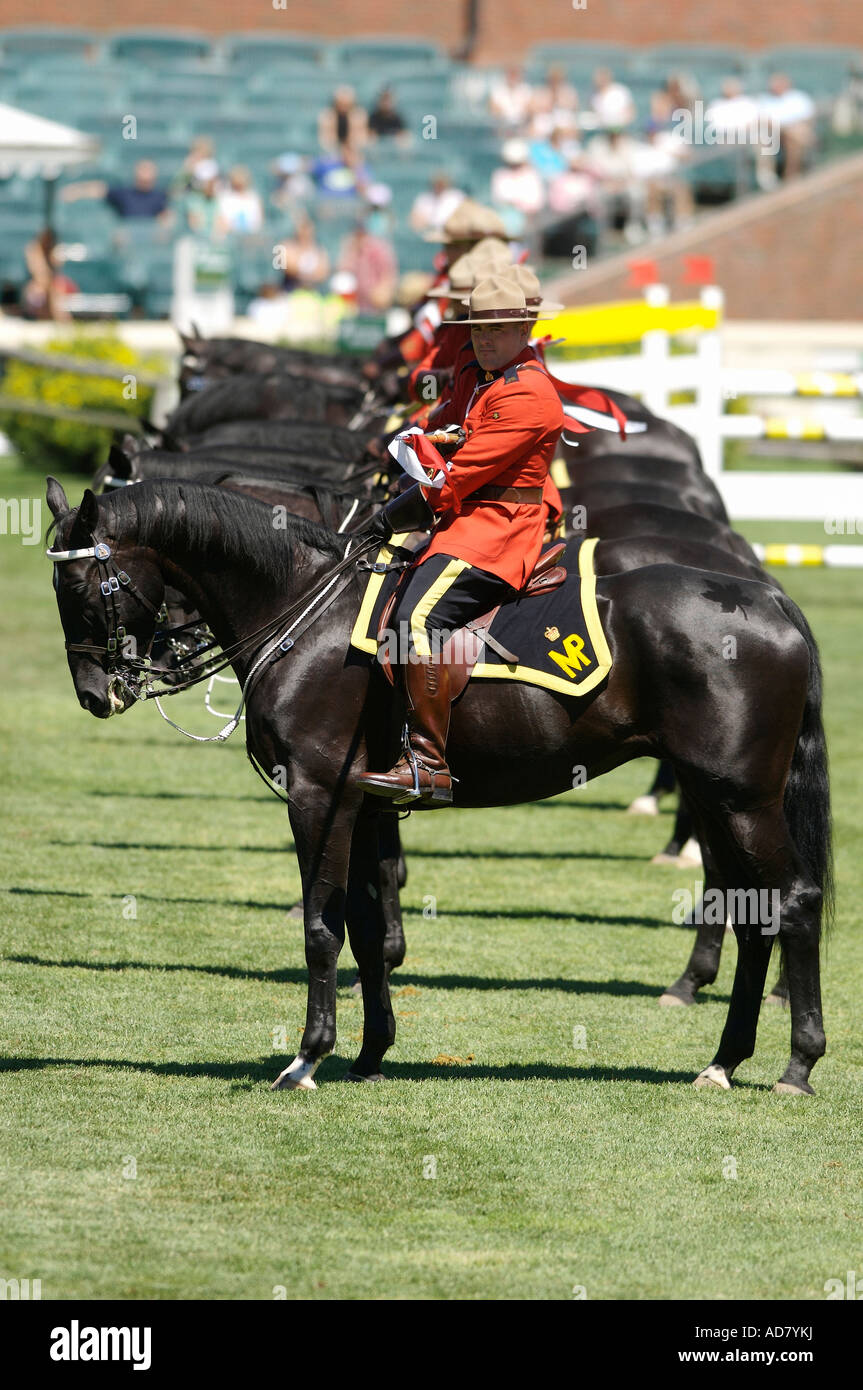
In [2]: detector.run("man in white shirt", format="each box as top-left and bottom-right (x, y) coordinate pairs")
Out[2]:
(490, 67), (535, 131)
(590, 68), (636, 130)
(216, 166), (263, 235)
(410, 175), (466, 235)
(760, 72), (816, 179)
(705, 78), (761, 142)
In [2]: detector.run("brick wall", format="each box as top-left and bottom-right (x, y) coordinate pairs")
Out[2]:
(544, 154), (863, 320)
(3, 0), (863, 62)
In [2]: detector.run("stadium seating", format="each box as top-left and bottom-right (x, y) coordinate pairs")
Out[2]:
(634, 43), (746, 78)
(0, 27), (858, 318)
(105, 29), (214, 66)
(0, 27), (98, 58)
(222, 33), (331, 71)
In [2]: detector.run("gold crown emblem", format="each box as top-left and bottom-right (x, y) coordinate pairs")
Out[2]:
(545, 625), (560, 642)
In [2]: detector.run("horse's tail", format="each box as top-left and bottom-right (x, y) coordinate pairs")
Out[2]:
(776, 591), (834, 935)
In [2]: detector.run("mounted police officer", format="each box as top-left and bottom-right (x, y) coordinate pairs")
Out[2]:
(357, 275), (566, 807)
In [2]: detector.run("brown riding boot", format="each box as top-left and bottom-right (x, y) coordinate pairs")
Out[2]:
(357, 656), (453, 806)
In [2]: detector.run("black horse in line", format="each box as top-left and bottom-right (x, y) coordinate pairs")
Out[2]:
(46, 478), (831, 1097)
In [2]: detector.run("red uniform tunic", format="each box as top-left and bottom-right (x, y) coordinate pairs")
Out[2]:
(419, 347), (565, 589)
(408, 320), (471, 399)
(427, 340), (482, 428)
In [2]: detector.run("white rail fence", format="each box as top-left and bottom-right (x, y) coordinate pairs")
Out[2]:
(547, 285), (863, 523)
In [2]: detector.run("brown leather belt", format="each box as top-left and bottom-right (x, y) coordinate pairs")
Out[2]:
(467, 485), (543, 505)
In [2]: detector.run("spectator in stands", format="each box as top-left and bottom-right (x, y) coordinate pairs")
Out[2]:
(409, 173), (465, 235)
(59, 160), (172, 222)
(216, 166), (264, 236)
(277, 214), (330, 292)
(706, 78), (760, 141)
(271, 153), (315, 212)
(318, 87), (368, 152)
(590, 68), (636, 130)
(760, 72), (816, 180)
(22, 228), (76, 321)
(368, 87), (410, 145)
(183, 174), (221, 239)
(584, 128), (647, 243)
(310, 143), (371, 199)
(489, 66), (534, 131)
(661, 73), (700, 120)
(491, 138), (545, 233)
(337, 220), (398, 312)
(172, 137), (220, 195)
(544, 151), (599, 259)
(631, 124), (694, 234)
(530, 65), (579, 138)
(529, 124), (579, 180)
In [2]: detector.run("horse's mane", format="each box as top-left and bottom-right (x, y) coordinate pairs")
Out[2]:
(58, 479), (345, 585)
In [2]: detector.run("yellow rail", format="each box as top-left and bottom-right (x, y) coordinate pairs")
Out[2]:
(543, 299), (721, 346)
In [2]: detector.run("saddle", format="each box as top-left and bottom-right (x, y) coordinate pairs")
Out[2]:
(377, 543), (568, 695)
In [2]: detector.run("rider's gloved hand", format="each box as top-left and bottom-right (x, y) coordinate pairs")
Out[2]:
(366, 483), (435, 542)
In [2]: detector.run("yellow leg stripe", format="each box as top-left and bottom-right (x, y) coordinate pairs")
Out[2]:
(409, 558), (470, 658)
(551, 456), (571, 488)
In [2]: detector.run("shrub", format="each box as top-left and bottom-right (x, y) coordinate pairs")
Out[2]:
(0, 335), (165, 472)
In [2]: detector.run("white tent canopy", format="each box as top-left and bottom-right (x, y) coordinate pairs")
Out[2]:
(0, 103), (99, 178)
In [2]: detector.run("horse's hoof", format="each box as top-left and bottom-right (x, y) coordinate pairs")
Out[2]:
(271, 1056), (320, 1091)
(344, 1071), (385, 1083)
(628, 795), (659, 816)
(694, 1064), (731, 1090)
(650, 851), (679, 866)
(772, 1080), (814, 1097)
(659, 991), (689, 1007)
(271, 1072), (317, 1091)
(676, 838), (703, 868)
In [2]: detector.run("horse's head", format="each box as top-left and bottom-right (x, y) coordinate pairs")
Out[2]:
(46, 479), (166, 719)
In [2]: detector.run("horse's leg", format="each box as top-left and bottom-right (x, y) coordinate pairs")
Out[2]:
(271, 788), (356, 1092)
(344, 806), (397, 1082)
(660, 825), (726, 1007)
(378, 811), (406, 973)
(764, 964), (789, 1007)
(651, 795), (701, 866)
(349, 809), (406, 992)
(691, 804), (824, 1093)
(627, 758), (676, 816)
(773, 880), (825, 1094)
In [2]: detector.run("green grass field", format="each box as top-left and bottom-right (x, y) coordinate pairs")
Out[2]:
(1, 456), (861, 1301)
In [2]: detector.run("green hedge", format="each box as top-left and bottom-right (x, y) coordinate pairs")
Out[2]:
(0, 336), (165, 472)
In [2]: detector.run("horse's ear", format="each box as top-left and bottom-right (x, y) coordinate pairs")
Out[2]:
(109, 443), (132, 478)
(121, 432), (139, 460)
(190, 321), (202, 340)
(75, 488), (100, 536)
(46, 476), (69, 518)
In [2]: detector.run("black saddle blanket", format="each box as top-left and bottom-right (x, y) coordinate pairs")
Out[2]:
(350, 535), (612, 699)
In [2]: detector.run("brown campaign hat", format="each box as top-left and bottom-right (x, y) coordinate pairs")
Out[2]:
(466, 236), (513, 271)
(458, 274), (531, 325)
(504, 264), (565, 317)
(425, 251), (479, 299)
(424, 198), (509, 244)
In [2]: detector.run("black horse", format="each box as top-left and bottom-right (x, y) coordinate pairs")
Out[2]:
(45, 478), (832, 1097)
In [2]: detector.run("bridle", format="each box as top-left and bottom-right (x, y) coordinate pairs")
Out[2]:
(47, 524), (380, 741)
(49, 537), (165, 711)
